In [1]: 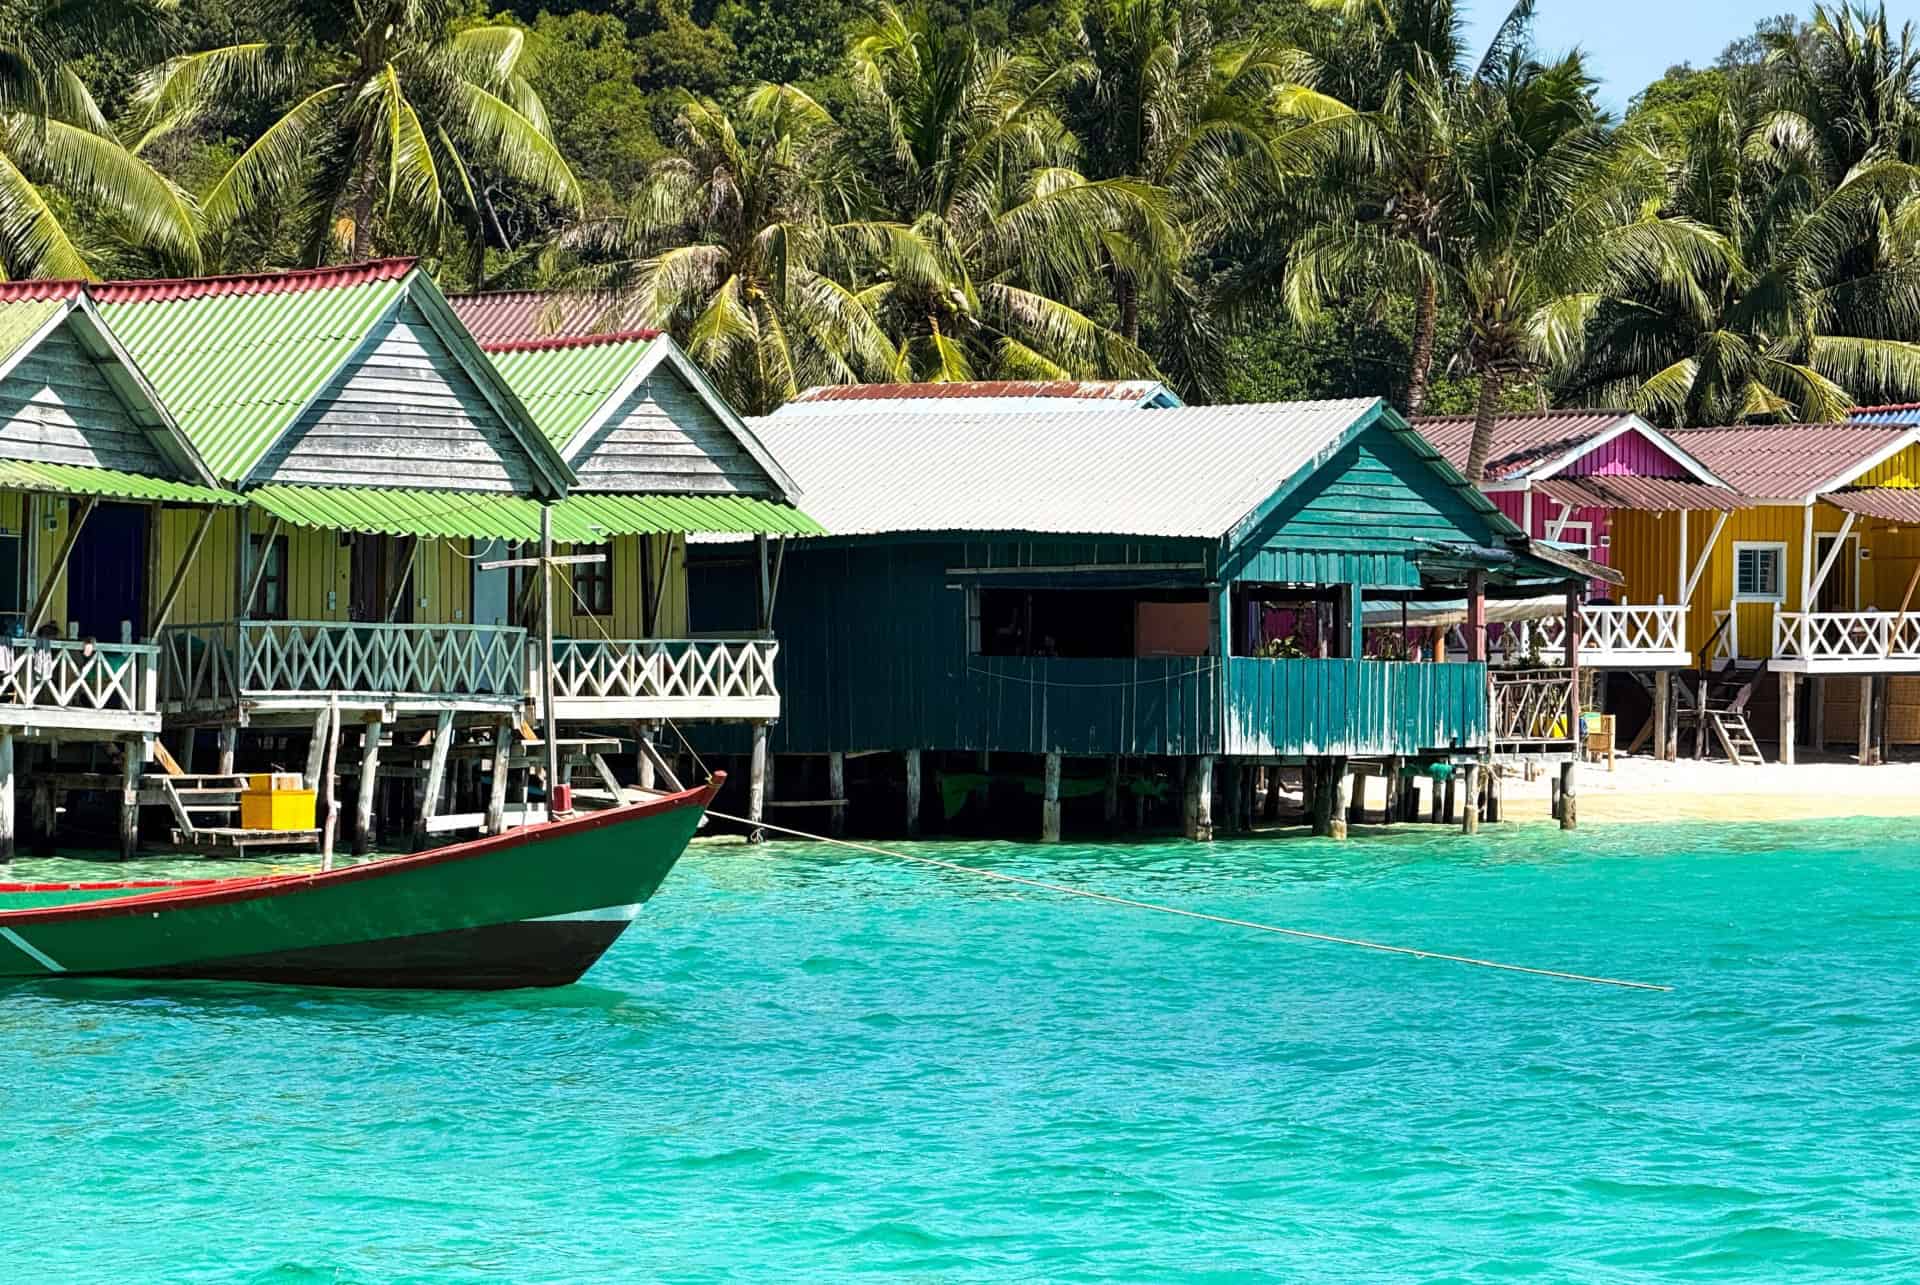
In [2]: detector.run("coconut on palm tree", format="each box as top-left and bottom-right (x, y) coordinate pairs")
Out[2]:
(135, 0), (577, 267)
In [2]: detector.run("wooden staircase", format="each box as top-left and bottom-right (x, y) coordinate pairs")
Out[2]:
(1678, 660), (1771, 765)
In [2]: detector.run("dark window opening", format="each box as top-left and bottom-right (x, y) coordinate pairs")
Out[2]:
(249, 532), (290, 621)
(573, 543), (614, 615)
(975, 587), (1209, 659)
(1231, 583), (1354, 659)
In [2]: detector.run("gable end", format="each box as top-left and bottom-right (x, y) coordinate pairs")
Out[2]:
(571, 363), (779, 496)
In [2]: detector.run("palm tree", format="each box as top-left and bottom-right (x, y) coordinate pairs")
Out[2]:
(0, 0), (197, 278)
(546, 86), (901, 415)
(840, 2), (1170, 382)
(135, 0), (577, 267)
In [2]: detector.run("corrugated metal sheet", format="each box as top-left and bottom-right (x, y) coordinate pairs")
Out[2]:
(1532, 475), (1749, 512)
(1850, 404), (1920, 425)
(0, 459), (237, 504)
(447, 289), (651, 344)
(249, 485), (600, 542)
(1826, 487), (1920, 521)
(776, 379), (1182, 415)
(1672, 422), (1912, 499)
(1412, 410), (1631, 479)
(746, 398), (1383, 538)
(96, 262), (415, 483)
(554, 493), (823, 536)
(483, 333), (656, 449)
(0, 299), (64, 368)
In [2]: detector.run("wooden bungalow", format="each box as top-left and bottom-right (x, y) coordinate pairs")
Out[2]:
(689, 396), (1606, 841)
(0, 283), (240, 856)
(477, 330), (820, 798)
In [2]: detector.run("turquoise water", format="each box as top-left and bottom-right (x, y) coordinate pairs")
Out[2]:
(5, 819), (1920, 1281)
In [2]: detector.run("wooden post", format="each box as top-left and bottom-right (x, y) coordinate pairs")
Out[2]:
(1565, 589), (1583, 748)
(1429, 771), (1442, 824)
(1329, 763), (1351, 840)
(1461, 763), (1480, 835)
(0, 731), (13, 862)
(635, 722), (657, 791)
(1558, 760), (1578, 830)
(216, 724), (238, 775)
(1811, 677), (1828, 754)
(1041, 751), (1062, 842)
(1653, 671), (1671, 763)
(828, 751), (847, 838)
(148, 505), (216, 635)
(1872, 674), (1889, 765)
(904, 749), (922, 837)
(415, 708), (455, 840)
(354, 717), (383, 855)
(118, 737), (144, 859)
(1486, 768), (1504, 824)
(1222, 756), (1242, 835)
(1184, 754), (1214, 842)
(1264, 766), (1281, 821)
(747, 721), (769, 836)
(304, 705), (331, 790)
(1549, 770), (1563, 821)
(1103, 755), (1121, 830)
(1443, 773), (1457, 824)
(539, 506), (561, 812)
(1466, 571), (1487, 662)
(1778, 671), (1797, 765)
(319, 696), (341, 870)
(25, 495), (96, 632)
(1346, 769), (1364, 826)
(485, 716), (511, 834)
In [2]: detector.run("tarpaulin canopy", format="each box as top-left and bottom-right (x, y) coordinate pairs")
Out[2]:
(248, 485), (601, 542)
(0, 459), (238, 505)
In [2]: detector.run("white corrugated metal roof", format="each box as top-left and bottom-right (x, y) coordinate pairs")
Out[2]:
(747, 398), (1385, 539)
(775, 379), (1182, 415)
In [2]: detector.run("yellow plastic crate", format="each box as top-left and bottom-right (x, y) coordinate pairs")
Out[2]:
(241, 779), (316, 831)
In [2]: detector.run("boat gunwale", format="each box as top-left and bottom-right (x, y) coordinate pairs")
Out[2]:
(0, 778), (721, 926)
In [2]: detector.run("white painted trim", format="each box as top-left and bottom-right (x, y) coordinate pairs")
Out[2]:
(1527, 414), (1730, 488)
(1682, 510), (1729, 604)
(1545, 499), (1576, 542)
(1733, 540), (1789, 604)
(1810, 523), (1861, 609)
(1808, 424), (1920, 497)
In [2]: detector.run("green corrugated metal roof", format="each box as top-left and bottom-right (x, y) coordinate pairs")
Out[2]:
(250, 485), (602, 542)
(97, 275), (409, 483)
(0, 459), (238, 504)
(0, 299), (63, 368)
(486, 335), (655, 449)
(553, 493), (825, 536)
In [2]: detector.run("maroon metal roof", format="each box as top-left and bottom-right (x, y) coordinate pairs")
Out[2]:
(481, 328), (661, 354)
(89, 258), (416, 304)
(1825, 488), (1920, 522)
(1410, 410), (1631, 479)
(446, 289), (650, 344)
(1533, 475), (1749, 513)
(1670, 422), (1913, 499)
(0, 279), (84, 302)
(789, 380), (1167, 403)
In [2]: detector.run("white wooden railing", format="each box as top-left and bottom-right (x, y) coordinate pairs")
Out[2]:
(0, 638), (159, 719)
(1491, 668), (1578, 756)
(1773, 611), (1920, 668)
(1712, 610), (1739, 662)
(544, 638), (780, 719)
(158, 621), (528, 708)
(1504, 603), (1687, 666)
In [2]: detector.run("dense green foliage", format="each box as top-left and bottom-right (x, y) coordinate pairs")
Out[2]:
(9, 0), (1920, 446)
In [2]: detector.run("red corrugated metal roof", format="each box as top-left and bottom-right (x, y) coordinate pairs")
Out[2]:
(481, 328), (661, 354)
(89, 258), (416, 304)
(1825, 488), (1920, 521)
(1533, 475), (1749, 512)
(1853, 402), (1920, 413)
(447, 289), (649, 343)
(790, 380), (1166, 403)
(1411, 410), (1631, 479)
(1671, 422), (1913, 499)
(0, 279), (84, 302)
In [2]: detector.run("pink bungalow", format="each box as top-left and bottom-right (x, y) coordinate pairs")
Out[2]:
(1412, 410), (1746, 670)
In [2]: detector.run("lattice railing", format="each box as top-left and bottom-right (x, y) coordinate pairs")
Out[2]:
(0, 638), (157, 714)
(1773, 611), (1920, 665)
(1514, 603), (1685, 662)
(547, 638), (779, 709)
(1491, 668), (1577, 754)
(159, 621), (528, 706)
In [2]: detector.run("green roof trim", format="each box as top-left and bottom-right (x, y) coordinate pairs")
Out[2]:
(552, 493), (826, 537)
(0, 459), (239, 505)
(486, 335), (656, 449)
(250, 486), (602, 542)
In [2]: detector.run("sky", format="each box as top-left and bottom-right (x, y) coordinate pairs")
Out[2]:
(1463, 1), (1920, 111)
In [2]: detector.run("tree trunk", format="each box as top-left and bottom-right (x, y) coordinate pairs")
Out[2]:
(1466, 370), (1503, 485)
(1116, 272), (1139, 346)
(1407, 273), (1438, 416)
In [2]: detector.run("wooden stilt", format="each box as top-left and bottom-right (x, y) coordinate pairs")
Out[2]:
(1329, 763), (1351, 840)
(303, 706), (331, 789)
(1222, 756), (1242, 836)
(1460, 764), (1480, 835)
(1778, 671), (1798, 765)
(1346, 770), (1365, 826)
(1443, 774), (1457, 824)
(1103, 755), (1121, 830)
(1859, 674), (1875, 765)
(0, 731), (13, 862)
(1559, 760), (1578, 830)
(635, 721), (657, 791)
(904, 749), (922, 837)
(415, 709), (455, 841)
(1486, 768), (1504, 823)
(1184, 754), (1214, 842)
(1265, 767), (1281, 821)
(1872, 674), (1890, 765)
(1653, 671), (1671, 762)
(118, 737), (144, 859)
(353, 718), (383, 855)
(1550, 771), (1562, 821)
(747, 721), (769, 839)
(485, 716), (511, 835)
(828, 751), (847, 838)
(1042, 751), (1062, 842)
(30, 773), (53, 857)
(217, 724), (238, 775)
(1811, 676), (1828, 754)
(1429, 772), (1442, 824)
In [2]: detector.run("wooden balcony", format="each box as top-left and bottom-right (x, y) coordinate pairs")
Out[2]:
(1509, 603), (1690, 669)
(158, 621), (528, 720)
(541, 637), (781, 723)
(1772, 611), (1920, 673)
(0, 638), (160, 737)
(1491, 668), (1578, 759)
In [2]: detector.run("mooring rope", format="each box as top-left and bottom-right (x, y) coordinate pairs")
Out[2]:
(707, 810), (1671, 993)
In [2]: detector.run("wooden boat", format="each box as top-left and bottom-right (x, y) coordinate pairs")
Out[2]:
(0, 780), (719, 990)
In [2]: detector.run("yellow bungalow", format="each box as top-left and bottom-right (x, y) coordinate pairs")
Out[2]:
(1609, 421), (1920, 763)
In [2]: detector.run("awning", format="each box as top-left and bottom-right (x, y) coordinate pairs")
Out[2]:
(1825, 487), (1920, 522)
(248, 485), (601, 542)
(552, 493), (826, 537)
(1414, 538), (1625, 589)
(1515, 539), (1626, 587)
(0, 459), (238, 505)
(1363, 595), (1567, 628)
(1533, 475), (1747, 512)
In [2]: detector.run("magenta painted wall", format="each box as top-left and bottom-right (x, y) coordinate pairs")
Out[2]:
(1493, 488), (1615, 597)
(1563, 427), (1690, 479)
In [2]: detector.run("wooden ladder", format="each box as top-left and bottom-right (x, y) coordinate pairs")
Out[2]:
(1704, 707), (1765, 765)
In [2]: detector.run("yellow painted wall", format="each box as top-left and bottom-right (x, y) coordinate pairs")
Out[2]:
(557, 534), (689, 639)
(1853, 442), (1920, 488)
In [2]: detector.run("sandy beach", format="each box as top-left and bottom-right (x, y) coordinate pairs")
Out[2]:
(1495, 755), (1920, 825)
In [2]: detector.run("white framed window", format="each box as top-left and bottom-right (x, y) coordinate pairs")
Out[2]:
(1733, 542), (1787, 603)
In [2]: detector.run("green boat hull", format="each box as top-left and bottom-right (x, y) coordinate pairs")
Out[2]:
(0, 782), (717, 990)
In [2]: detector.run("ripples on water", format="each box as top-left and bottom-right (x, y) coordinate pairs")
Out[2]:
(6, 819), (1920, 1281)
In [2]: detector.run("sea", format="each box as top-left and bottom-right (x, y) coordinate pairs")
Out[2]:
(3, 818), (1917, 1281)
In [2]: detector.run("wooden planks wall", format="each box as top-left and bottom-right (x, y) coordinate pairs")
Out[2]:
(569, 370), (776, 496)
(557, 533), (687, 639)
(0, 323), (172, 475)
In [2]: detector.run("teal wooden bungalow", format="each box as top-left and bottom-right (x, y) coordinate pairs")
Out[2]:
(690, 396), (1608, 840)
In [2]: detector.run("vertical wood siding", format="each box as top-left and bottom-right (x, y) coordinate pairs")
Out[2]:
(0, 323), (170, 474)
(570, 371), (776, 496)
(557, 534), (688, 639)
(1563, 428), (1691, 478)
